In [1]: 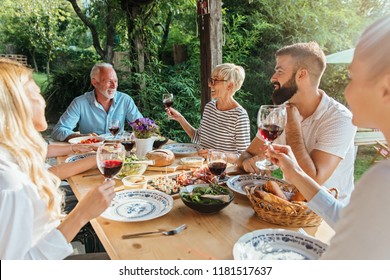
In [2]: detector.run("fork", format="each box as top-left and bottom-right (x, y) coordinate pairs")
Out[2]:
(121, 224), (187, 239)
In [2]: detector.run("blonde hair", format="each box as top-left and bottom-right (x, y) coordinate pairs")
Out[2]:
(212, 63), (245, 92)
(276, 42), (326, 85)
(0, 58), (63, 220)
(355, 15), (390, 82)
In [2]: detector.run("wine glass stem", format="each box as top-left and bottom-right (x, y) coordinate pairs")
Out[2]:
(265, 141), (272, 165)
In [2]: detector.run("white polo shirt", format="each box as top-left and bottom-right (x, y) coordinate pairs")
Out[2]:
(257, 92), (357, 205)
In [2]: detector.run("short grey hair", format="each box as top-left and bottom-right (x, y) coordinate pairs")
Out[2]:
(90, 62), (114, 81)
(212, 63), (245, 92)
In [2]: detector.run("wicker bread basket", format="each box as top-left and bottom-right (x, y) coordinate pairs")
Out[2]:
(246, 183), (338, 227)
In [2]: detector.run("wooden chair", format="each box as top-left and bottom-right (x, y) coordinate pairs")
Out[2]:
(371, 140), (390, 164)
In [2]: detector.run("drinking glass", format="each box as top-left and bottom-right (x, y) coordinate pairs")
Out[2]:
(121, 132), (135, 157)
(207, 150), (227, 184)
(255, 105), (287, 171)
(97, 142), (125, 180)
(163, 93), (174, 110)
(108, 119), (120, 139)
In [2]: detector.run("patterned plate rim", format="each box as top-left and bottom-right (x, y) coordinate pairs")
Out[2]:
(100, 189), (174, 222)
(226, 174), (286, 195)
(64, 152), (96, 163)
(233, 228), (328, 260)
(161, 143), (200, 155)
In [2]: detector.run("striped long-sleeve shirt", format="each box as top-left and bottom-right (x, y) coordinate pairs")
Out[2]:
(192, 100), (250, 153)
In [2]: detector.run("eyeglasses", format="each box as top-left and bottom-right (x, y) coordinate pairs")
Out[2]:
(208, 78), (227, 86)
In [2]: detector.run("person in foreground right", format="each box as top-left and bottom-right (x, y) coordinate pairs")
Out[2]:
(268, 15), (390, 259)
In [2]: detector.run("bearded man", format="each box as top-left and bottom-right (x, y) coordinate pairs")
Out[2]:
(51, 63), (142, 141)
(238, 42), (356, 205)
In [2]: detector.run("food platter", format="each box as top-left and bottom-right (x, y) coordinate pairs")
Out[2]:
(161, 143), (201, 156)
(233, 229), (327, 260)
(68, 136), (104, 145)
(226, 174), (286, 195)
(64, 152), (96, 163)
(101, 189), (173, 222)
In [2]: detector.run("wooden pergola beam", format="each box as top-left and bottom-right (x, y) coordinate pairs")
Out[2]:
(198, 0), (222, 113)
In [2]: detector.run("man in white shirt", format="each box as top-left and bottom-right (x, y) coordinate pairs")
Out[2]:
(238, 42), (356, 205)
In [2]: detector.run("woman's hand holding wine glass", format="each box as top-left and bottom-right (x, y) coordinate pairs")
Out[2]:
(255, 105), (287, 171)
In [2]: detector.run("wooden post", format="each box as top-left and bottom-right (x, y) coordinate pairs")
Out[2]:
(197, 0), (222, 113)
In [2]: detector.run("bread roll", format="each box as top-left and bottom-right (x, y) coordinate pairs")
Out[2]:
(262, 181), (288, 200)
(146, 149), (175, 166)
(290, 191), (306, 202)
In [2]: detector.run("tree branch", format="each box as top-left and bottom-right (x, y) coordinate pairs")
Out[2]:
(67, 0), (104, 60)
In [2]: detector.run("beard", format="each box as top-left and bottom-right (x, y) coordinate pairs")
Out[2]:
(99, 89), (116, 99)
(271, 75), (298, 105)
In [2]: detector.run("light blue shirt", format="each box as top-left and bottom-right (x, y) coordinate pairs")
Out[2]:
(51, 90), (143, 141)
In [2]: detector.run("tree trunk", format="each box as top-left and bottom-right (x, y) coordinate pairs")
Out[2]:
(198, 0), (222, 113)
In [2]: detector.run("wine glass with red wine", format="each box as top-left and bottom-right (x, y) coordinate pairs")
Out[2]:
(97, 142), (125, 180)
(207, 150), (227, 184)
(255, 105), (286, 171)
(163, 93), (174, 111)
(121, 132), (135, 156)
(108, 119), (120, 139)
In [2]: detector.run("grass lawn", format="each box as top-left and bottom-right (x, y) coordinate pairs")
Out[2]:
(32, 72), (48, 92)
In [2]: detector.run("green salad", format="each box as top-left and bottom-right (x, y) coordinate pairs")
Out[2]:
(181, 184), (230, 205)
(116, 154), (146, 178)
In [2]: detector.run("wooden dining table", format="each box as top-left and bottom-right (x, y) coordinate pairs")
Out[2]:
(60, 155), (335, 260)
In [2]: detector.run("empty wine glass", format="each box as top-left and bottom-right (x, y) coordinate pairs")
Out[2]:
(163, 93), (174, 111)
(207, 150), (227, 184)
(97, 142), (125, 181)
(255, 105), (287, 171)
(108, 119), (120, 139)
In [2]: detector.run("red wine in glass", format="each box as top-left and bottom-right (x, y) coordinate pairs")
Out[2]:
(163, 100), (174, 108)
(259, 124), (284, 142)
(97, 143), (125, 181)
(207, 150), (227, 183)
(101, 159), (123, 178)
(109, 126), (120, 137)
(208, 162), (227, 176)
(121, 141), (135, 152)
(255, 105), (286, 171)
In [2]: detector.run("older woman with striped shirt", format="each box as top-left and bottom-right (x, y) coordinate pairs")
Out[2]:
(167, 63), (250, 161)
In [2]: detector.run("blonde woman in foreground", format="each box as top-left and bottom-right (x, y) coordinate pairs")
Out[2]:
(269, 15), (390, 259)
(0, 58), (115, 259)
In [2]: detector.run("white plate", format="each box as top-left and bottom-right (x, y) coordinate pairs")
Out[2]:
(233, 229), (327, 260)
(64, 153), (96, 163)
(161, 143), (201, 156)
(101, 189), (173, 222)
(226, 174), (286, 195)
(68, 136), (104, 145)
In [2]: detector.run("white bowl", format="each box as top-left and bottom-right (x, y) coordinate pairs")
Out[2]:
(122, 175), (148, 190)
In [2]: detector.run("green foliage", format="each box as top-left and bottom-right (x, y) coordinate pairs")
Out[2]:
(121, 60), (201, 143)
(32, 72), (48, 92)
(43, 62), (95, 121)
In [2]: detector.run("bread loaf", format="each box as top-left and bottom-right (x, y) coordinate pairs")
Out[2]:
(146, 149), (175, 166)
(263, 181), (288, 200)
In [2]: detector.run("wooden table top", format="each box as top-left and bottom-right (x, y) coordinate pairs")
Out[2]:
(62, 158), (335, 260)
